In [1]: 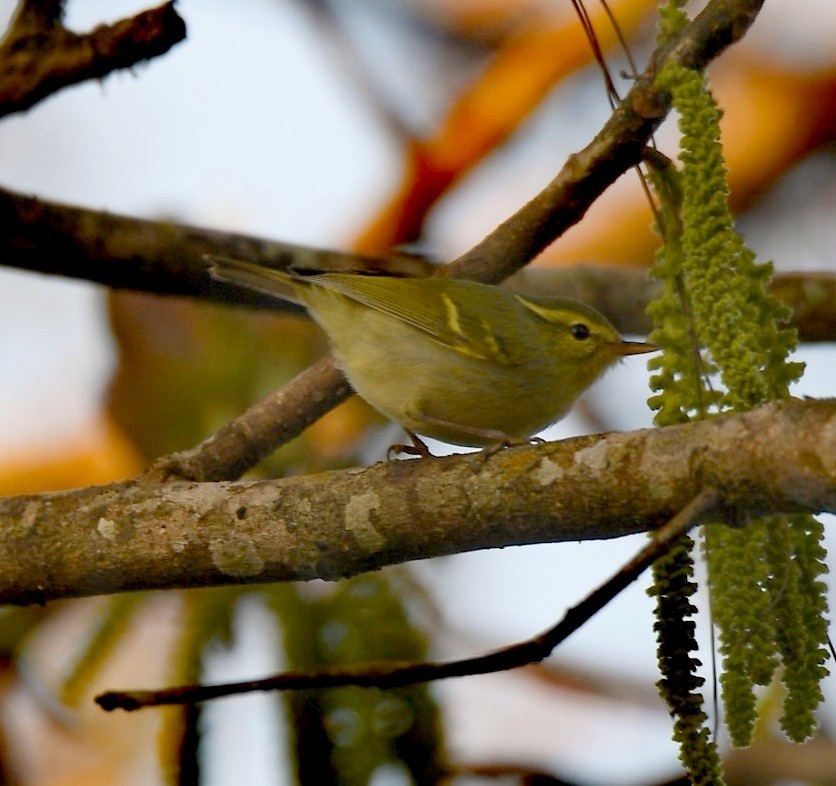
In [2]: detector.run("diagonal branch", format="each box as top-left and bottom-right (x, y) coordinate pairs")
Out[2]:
(446, 0), (766, 282)
(146, 355), (353, 483)
(0, 399), (832, 606)
(0, 1), (187, 118)
(96, 488), (721, 710)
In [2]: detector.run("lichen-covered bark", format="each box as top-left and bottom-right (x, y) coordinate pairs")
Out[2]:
(0, 399), (832, 605)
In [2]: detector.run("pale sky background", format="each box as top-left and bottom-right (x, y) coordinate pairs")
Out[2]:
(0, 2), (834, 784)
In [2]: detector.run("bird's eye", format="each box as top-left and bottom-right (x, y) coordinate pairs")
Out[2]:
(571, 323), (590, 340)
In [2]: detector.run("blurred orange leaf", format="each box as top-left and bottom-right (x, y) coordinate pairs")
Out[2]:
(0, 415), (142, 495)
(356, 0), (658, 253)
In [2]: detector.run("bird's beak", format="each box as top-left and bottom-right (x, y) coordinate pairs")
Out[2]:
(615, 340), (659, 356)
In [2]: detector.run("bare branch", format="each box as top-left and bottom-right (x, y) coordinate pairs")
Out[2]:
(0, 1), (187, 118)
(0, 399), (832, 606)
(96, 488), (721, 710)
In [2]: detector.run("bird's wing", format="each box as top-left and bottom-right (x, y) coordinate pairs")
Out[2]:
(309, 274), (520, 364)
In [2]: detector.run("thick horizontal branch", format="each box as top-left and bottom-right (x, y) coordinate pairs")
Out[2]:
(98, 488), (720, 710)
(0, 1), (186, 118)
(0, 399), (832, 605)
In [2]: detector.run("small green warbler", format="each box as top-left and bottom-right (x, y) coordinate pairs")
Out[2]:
(210, 258), (656, 451)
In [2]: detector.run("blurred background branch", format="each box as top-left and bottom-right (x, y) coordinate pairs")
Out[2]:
(2, 186), (834, 342)
(0, 0), (185, 118)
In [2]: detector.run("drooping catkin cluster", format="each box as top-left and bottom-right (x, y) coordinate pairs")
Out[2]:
(646, 0), (829, 775)
(655, 62), (803, 410)
(648, 535), (723, 786)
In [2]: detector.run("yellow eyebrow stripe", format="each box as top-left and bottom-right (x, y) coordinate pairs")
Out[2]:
(516, 295), (563, 323)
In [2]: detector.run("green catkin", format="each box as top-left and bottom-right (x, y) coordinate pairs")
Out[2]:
(776, 515), (830, 741)
(646, 163), (724, 783)
(646, 161), (721, 426)
(657, 0), (689, 42)
(645, 111), (724, 782)
(647, 12), (827, 772)
(703, 520), (777, 747)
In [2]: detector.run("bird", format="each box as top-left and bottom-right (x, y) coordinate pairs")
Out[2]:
(210, 257), (657, 454)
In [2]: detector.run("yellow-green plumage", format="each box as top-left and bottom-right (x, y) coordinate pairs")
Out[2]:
(211, 258), (655, 448)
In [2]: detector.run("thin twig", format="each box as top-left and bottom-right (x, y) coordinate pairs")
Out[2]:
(599, 0), (641, 78)
(570, 0), (621, 107)
(95, 488), (721, 710)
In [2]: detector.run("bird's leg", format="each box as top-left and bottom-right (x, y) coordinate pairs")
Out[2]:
(387, 430), (433, 460)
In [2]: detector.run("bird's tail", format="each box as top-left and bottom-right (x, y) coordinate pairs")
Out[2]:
(207, 255), (303, 305)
